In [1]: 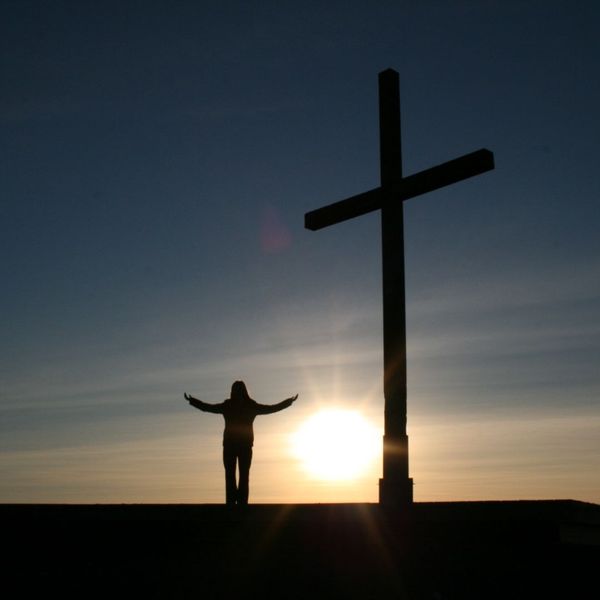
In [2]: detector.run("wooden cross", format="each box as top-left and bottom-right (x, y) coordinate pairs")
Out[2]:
(305, 69), (494, 505)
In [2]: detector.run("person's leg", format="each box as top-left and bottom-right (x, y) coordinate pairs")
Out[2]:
(223, 445), (238, 505)
(237, 446), (253, 505)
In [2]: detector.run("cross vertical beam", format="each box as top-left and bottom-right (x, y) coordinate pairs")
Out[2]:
(378, 69), (413, 505)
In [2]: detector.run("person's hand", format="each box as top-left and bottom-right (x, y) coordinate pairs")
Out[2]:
(184, 393), (193, 402)
(288, 394), (298, 403)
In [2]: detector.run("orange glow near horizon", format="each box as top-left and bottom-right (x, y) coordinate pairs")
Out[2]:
(2, 408), (598, 505)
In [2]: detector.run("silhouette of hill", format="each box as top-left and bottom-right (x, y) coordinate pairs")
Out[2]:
(4, 500), (598, 599)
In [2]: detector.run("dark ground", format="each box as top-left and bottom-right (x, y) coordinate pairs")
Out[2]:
(3, 500), (599, 599)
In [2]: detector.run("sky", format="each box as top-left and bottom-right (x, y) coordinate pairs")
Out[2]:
(1, 1), (599, 504)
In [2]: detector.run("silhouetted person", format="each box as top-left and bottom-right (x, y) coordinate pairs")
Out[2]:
(184, 380), (297, 505)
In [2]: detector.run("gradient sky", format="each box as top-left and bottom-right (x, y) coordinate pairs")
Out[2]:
(2, 1), (599, 504)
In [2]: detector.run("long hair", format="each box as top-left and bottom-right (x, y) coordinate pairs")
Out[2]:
(230, 380), (252, 403)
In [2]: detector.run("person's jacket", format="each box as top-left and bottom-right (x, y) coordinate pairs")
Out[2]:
(189, 397), (293, 447)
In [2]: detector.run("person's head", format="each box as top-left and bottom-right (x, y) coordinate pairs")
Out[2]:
(230, 380), (251, 403)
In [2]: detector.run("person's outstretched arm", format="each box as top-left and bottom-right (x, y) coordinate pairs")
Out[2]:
(184, 393), (225, 414)
(255, 394), (298, 415)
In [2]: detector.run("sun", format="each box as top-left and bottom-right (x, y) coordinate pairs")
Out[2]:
(291, 409), (381, 481)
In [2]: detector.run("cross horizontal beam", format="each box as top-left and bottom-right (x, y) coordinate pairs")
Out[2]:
(305, 148), (494, 231)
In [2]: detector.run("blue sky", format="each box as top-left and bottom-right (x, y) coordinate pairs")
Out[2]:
(1, 1), (599, 503)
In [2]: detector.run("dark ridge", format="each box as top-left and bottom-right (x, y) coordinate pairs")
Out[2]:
(3, 500), (598, 599)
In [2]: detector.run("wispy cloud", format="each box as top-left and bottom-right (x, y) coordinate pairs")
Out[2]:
(409, 257), (600, 319)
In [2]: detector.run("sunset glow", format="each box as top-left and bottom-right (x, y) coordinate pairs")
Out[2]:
(291, 410), (381, 481)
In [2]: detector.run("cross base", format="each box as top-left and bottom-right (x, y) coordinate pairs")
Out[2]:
(379, 476), (414, 506)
